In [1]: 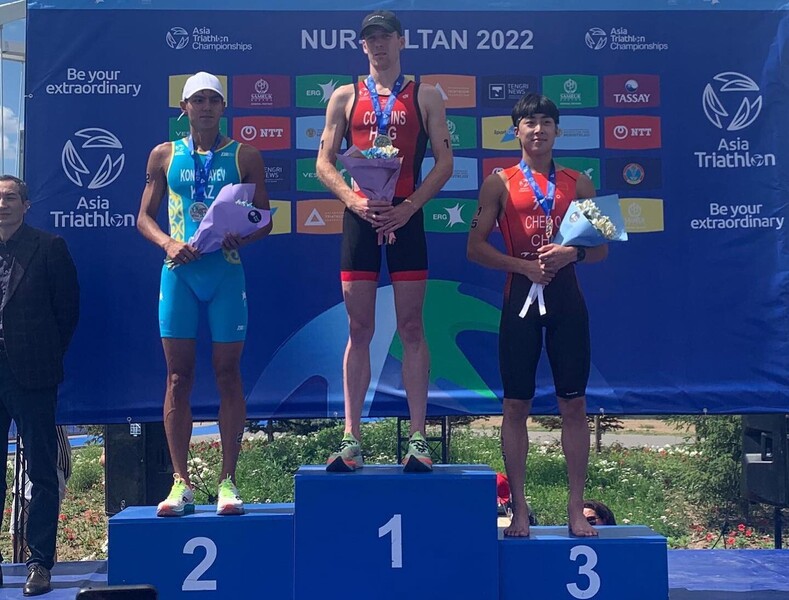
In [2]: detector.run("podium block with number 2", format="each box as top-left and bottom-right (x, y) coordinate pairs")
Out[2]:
(294, 465), (498, 600)
(108, 504), (294, 599)
(499, 525), (668, 600)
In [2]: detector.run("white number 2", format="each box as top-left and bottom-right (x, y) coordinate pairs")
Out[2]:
(378, 514), (403, 569)
(182, 537), (218, 591)
(566, 545), (601, 599)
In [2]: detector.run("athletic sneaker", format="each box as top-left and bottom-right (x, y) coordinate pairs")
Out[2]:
(402, 431), (433, 472)
(216, 477), (245, 515)
(326, 433), (364, 472)
(156, 473), (195, 517)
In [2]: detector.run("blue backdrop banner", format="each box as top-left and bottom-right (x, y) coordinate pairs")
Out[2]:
(24, 1), (789, 422)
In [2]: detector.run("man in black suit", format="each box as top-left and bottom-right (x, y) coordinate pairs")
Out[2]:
(0, 175), (79, 596)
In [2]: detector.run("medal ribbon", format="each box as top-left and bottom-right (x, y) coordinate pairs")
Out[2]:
(366, 74), (405, 135)
(519, 160), (556, 236)
(187, 133), (222, 202)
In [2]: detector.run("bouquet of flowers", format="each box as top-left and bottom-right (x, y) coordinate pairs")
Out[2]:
(336, 144), (402, 245)
(520, 194), (627, 317)
(166, 183), (270, 268)
(189, 183), (270, 253)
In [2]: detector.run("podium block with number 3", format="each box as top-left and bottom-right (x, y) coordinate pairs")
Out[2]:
(294, 465), (498, 600)
(499, 526), (668, 600)
(108, 504), (294, 598)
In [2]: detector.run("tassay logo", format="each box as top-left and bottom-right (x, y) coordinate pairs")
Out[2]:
(604, 75), (660, 108)
(166, 27), (189, 50)
(702, 72), (762, 131)
(62, 128), (125, 189)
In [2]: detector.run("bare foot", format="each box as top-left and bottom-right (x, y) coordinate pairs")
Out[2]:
(569, 514), (598, 537)
(504, 510), (530, 537)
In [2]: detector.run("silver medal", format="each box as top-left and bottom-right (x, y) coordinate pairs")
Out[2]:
(545, 218), (554, 239)
(189, 202), (208, 222)
(374, 134), (393, 148)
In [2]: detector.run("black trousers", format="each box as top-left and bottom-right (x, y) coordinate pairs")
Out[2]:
(0, 353), (59, 569)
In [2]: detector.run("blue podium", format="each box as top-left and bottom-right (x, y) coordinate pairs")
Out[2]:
(294, 464), (498, 600)
(499, 525), (668, 600)
(108, 504), (294, 599)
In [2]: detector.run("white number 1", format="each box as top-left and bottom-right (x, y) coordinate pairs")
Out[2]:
(378, 514), (403, 569)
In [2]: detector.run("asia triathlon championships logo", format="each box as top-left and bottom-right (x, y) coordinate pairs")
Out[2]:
(166, 27), (190, 50)
(61, 128), (125, 189)
(585, 27), (608, 50)
(702, 72), (762, 132)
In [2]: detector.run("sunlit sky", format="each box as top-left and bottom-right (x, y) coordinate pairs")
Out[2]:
(2, 18), (24, 177)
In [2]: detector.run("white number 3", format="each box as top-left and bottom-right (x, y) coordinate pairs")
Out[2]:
(566, 545), (601, 599)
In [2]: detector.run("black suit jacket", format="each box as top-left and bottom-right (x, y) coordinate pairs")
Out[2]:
(1, 224), (80, 389)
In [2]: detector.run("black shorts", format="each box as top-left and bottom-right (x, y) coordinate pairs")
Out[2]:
(340, 198), (428, 282)
(499, 267), (590, 401)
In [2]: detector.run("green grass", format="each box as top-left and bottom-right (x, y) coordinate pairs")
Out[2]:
(1, 419), (782, 561)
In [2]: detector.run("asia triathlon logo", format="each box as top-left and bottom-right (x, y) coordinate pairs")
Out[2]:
(61, 128), (125, 189)
(585, 27), (608, 50)
(166, 27), (190, 50)
(702, 72), (762, 131)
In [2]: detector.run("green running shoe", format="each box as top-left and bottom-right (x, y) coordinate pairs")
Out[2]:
(403, 431), (433, 472)
(326, 433), (364, 472)
(156, 473), (195, 517)
(216, 476), (245, 515)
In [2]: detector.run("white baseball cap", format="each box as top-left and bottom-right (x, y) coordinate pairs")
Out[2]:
(182, 72), (225, 101)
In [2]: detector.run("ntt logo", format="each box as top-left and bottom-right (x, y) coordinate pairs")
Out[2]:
(166, 27), (189, 50)
(585, 27), (608, 50)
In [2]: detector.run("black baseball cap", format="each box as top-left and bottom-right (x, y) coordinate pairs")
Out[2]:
(359, 11), (403, 38)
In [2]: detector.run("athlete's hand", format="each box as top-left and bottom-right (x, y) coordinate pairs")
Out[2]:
(537, 244), (576, 272)
(520, 257), (556, 286)
(346, 195), (391, 225)
(222, 232), (246, 250)
(375, 200), (417, 236)
(163, 238), (200, 265)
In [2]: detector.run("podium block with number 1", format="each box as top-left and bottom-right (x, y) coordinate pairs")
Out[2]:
(294, 465), (498, 600)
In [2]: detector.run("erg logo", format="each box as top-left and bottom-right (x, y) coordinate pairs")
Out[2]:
(166, 27), (189, 50)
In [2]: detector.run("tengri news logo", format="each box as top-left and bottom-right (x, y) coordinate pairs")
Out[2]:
(585, 28), (607, 50)
(62, 128), (125, 189)
(702, 72), (762, 132)
(166, 27), (190, 50)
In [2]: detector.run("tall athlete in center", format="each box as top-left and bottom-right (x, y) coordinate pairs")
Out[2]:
(316, 11), (453, 472)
